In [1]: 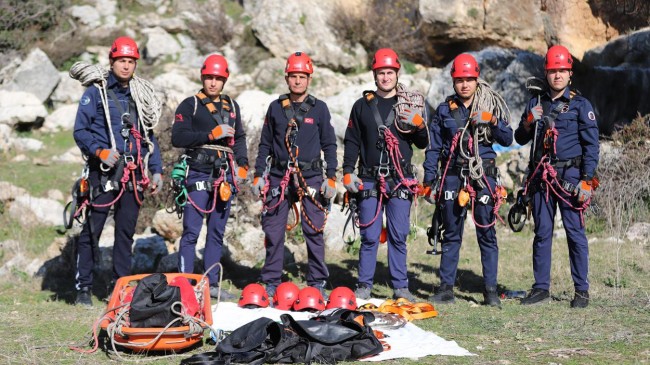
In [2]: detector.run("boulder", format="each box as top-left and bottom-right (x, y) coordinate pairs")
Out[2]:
(626, 222), (650, 243)
(0, 124), (11, 152)
(50, 71), (85, 108)
(152, 71), (201, 109)
(0, 181), (26, 203)
(0, 90), (48, 127)
(151, 209), (183, 241)
(132, 234), (169, 274)
(0, 48), (60, 103)
(245, 0), (367, 71)
(142, 27), (182, 62)
(13, 137), (43, 152)
(52, 147), (84, 164)
(236, 89), (278, 135)
(8, 195), (65, 227)
(43, 104), (78, 132)
(67, 5), (102, 28)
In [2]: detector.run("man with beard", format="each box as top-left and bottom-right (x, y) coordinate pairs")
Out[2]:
(252, 52), (338, 299)
(423, 53), (513, 307)
(343, 48), (429, 302)
(172, 54), (249, 300)
(515, 45), (599, 308)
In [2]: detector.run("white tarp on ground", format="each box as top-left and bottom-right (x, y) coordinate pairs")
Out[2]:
(211, 298), (473, 361)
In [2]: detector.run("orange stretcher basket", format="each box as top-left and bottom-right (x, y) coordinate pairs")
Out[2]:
(99, 273), (213, 352)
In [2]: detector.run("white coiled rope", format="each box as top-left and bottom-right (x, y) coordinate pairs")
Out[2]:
(458, 78), (511, 187)
(69, 62), (162, 172)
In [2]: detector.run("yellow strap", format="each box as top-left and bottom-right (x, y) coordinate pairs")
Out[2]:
(377, 299), (438, 321)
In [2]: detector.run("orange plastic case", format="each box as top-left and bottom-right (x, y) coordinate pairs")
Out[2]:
(99, 273), (213, 352)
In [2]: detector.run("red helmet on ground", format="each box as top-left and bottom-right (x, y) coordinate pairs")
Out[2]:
(272, 282), (300, 310)
(109, 36), (140, 60)
(238, 283), (269, 308)
(450, 53), (479, 78)
(202, 54), (230, 79)
(293, 286), (326, 312)
(326, 286), (357, 310)
(285, 52), (313, 75)
(372, 48), (400, 71)
(545, 45), (573, 70)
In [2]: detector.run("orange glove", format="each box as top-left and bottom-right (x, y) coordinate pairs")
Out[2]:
(252, 176), (265, 197)
(343, 173), (363, 193)
(471, 111), (497, 126)
(235, 166), (249, 185)
(95, 148), (120, 167)
(398, 108), (425, 129)
(574, 180), (592, 204)
(320, 177), (337, 199)
(209, 125), (235, 141)
(527, 105), (543, 125)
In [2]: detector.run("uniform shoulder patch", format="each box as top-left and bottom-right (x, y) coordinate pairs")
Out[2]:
(80, 96), (91, 106)
(174, 113), (183, 122)
(304, 117), (314, 124)
(588, 111), (596, 121)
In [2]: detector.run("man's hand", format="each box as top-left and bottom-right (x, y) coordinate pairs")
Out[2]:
(574, 180), (592, 204)
(524, 105), (543, 129)
(252, 176), (265, 197)
(235, 165), (249, 186)
(151, 173), (163, 195)
(209, 125), (235, 141)
(343, 173), (363, 193)
(470, 111), (497, 126)
(320, 177), (337, 200)
(398, 108), (425, 129)
(96, 148), (120, 167)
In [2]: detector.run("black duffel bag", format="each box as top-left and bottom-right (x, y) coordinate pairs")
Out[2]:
(129, 273), (182, 328)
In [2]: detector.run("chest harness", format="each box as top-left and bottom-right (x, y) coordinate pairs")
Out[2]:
(259, 94), (329, 233)
(64, 62), (161, 229)
(168, 93), (239, 217)
(433, 99), (507, 230)
(516, 91), (597, 227)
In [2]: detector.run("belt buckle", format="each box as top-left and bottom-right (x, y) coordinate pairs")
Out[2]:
(444, 191), (455, 200)
(478, 195), (490, 204)
(195, 181), (207, 191)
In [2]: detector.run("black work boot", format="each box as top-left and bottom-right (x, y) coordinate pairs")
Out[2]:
(429, 284), (455, 304)
(520, 288), (550, 305)
(570, 290), (589, 308)
(483, 286), (501, 307)
(75, 287), (93, 308)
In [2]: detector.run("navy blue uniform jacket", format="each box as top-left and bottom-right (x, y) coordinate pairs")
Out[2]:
(73, 72), (162, 174)
(514, 88), (599, 180)
(254, 96), (338, 179)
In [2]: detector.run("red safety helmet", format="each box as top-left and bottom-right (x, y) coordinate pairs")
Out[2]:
(372, 48), (400, 71)
(238, 283), (270, 308)
(109, 36), (140, 60)
(325, 286), (357, 310)
(202, 54), (230, 79)
(272, 282), (300, 310)
(450, 53), (479, 78)
(545, 45), (573, 70)
(293, 286), (326, 312)
(285, 52), (314, 75)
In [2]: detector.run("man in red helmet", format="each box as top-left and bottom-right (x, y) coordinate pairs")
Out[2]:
(515, 45), (599, 308)
(252, 52), (338, 299)
(72, 36), (163, 307)
(342, 48), (429, 302)
(172, 54), (248, 300)
(423, 53), (513, 306)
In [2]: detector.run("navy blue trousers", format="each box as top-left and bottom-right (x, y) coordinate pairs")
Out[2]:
(76, 169), (140, 290)
(438, 174), (499, 288)
(178, 170), (232, 285)
(357, 181), (412, 290)
(530, 166), (589, 291)
(260, 174), (329, 287)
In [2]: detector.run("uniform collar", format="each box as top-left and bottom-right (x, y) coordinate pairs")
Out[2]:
(107, 71), (131, 93)
(544, 87), (571, 102)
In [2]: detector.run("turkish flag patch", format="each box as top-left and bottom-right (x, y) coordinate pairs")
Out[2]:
(230, 112), (236, 118)
(347, 119), (353, 128)
(304, 118), (314, 124)
(175, 113), (183, 122)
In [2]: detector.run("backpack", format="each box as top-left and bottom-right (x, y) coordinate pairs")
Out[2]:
(129, 273), (182, 328)
(180, 309), (383, 364)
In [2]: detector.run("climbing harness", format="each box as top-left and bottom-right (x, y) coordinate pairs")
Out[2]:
(259, 94), (329, 233)
(68, 61), (161, 210)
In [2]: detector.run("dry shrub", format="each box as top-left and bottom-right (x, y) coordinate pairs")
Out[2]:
(0, 0), (68, 53)
(595, 114), (650, 233)
(328, 0), (427, 67)
(186, 1), (234, 54)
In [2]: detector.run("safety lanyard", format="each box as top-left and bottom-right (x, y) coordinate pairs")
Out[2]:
(279, 94), (316, 149)
(196, 92), (232, 127)
(534, 99), (567, 161)
(108, 88), (137, 155)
